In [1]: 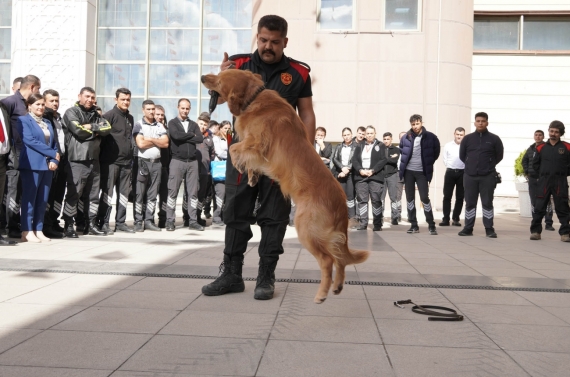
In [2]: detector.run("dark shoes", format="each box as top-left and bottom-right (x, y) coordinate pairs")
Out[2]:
(485, 228), (497, 238)
(0, 236), (17, 245)
(373, 226), (382, 231)
(43, 227), (65, 239)
(144, 221), (162, 232)
(64, 224), (78, 238)
(101, 224), (114, 235)
(458, 228), (473, 236)
(183, 219), (189, 227)
(407, 226), (419, 234)
(76, 224), (85, 234)
(115, 223), (135, 233)
(202, 257), (245, 296)
(356, 225), (367, 231)
(196, 210), (207, 227)
(545, 224), (556, 231)
(165, 221), (175, 231)
(530, 233), (541, 240)
(429, 226), (438, 235)
(254, 261), (278, 300)
(391, 219), (398, 226)
(7, 229), (21, 239)
(452, 220), (462, 227)
(204, 211), (212, 219)
(439, 221), (450, 226)
(212, 220), (224, 227)
(88, 223), (106, 236)
(134, 222), (144, 232)
(188, 222), (205, 231)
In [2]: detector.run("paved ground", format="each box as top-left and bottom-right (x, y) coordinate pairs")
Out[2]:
(0, 210), (569, 376)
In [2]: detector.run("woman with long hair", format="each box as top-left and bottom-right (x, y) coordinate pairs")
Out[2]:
(211, 120), (231, 226)
(331, 127), (357, 221)
(17, 93), (59, 242)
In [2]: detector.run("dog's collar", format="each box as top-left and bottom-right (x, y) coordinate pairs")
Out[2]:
(241, 86), (266, 111)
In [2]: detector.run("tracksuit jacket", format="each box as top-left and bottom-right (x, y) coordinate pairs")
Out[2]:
(100, 105), (134, 165)
(522, 142), (542, 179)
(459, 129), (504, 177)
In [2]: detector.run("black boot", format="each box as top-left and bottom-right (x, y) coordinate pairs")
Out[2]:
(64, 223), (78, 238)
(88, 222), (106, 236)
(254, 260), (278, 300)
(196, 210), (206, 227)
(201, 256), (245, 296)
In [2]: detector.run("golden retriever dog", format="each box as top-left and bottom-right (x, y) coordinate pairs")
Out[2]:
(201, 69), (369, 303)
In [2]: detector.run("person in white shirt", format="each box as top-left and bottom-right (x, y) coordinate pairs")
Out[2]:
(440, 127), (465, 226)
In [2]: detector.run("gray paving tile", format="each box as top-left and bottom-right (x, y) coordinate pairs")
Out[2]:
(456, 303), (568, 326)
(53, 306), (179, 333)
(285, 281), (366, 300)
(280, 295), (372, 318)
(356, 271), (431, 284)
(0, 327), (41, 353)
(126, 277), (212, 292)
(422, 274), (503, 286)
(515, 291), (570, 307)
(414, 266), (483, 276)
(0, 284), (41, 302)
(257, 340), (394, 377)
(187, 282), (285, 314)
(0, 303), (87, 329)
(111, 372), (220, 377)
(542, 306), (570, 325)
(478, 323), (570, 352)
(491, 276), (570, 289)
(377, 318), (498, 349)
(439, 288), (533, 306)
(369, 299), (459, 321)
(271, 314), (381, 343)
(507, 351), (570, 377)
(120, 335), (265, 376)
(0, 330), (151, 369)
(95, 289), (200, 310)
(387, 345), (529, 377)
(47, 274), (144, 290)
(6, 285), (119, 306)
(0, 366), (112, 377)
(363, 286), (449, 303)
(160, 310), (275, 339)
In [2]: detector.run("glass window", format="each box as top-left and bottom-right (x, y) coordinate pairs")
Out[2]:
(150, 97), (197, 123)
(384, 0), (420, 31)
(0, 63), (10, 96)
(202, 29), (251, 62)
(204, 0), (252, 28)
(523, 17), (570, 50)
(0, 28), (10, 60)
(201, 99), (232, 124)
(148, 64), (199, 97)
(97, 64), (146, 96)
(150, 29), (200, 61)
(0, 0), (11, 99)
(97, 29), (147, 61)
(150, 0), (200, 27)
(0, 0), (11, 27)
(319, 0), (354, 30)
(474, 17), (519, 50)
(98, 0), (148, 27)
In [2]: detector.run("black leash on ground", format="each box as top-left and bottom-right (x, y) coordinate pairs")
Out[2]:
(394, 299), (463, 321)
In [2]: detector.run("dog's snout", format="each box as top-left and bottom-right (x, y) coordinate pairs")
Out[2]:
(201, 75), (206, 84)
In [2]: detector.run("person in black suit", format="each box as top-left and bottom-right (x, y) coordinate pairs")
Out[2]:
(0, 102), (17, 245)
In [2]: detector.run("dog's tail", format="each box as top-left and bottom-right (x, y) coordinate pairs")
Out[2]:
(347, 248), (370, 265)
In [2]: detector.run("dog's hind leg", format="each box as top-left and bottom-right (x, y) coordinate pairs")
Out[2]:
(332, 261), (345, 295)
(314, 253), (334, 303)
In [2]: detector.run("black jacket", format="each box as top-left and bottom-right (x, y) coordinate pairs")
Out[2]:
(331, 141), (356, 177)
(532, 141), (570, 177)
(168, 117), (203, 162)
(398, 127), (440, 181)
(459, 129), (504, 177)
(0, 102), (13, 155)
(0, 91), (26, 153)
(100, 105), (134, 165)
(62, 102), (112, 162)
(196, 134), (216, 174)
(43, 107), (64, 155)
(522, 142), (542, 179)
(384, 144), (401, 178)
(315, 141), (332, 159)
(352, 139), (388, 183)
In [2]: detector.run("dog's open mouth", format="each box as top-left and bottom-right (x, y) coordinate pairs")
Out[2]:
(208, 90), (219, 115)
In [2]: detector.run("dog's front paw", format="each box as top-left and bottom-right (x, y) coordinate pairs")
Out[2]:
(313, 295), (327, 304)
(248, 170), (259, 187)
(332, 284), (343, 295)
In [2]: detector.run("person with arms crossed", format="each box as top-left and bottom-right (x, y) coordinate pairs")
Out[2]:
(202, 14), (316, 300)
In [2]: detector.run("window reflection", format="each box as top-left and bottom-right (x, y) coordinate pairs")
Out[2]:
(524, 18), (570, 50)
(384, 0), (420, 31)
(99, 0), (148, 27)
(98, 29), (147, 61)
(151, 0), (200, 27)
(0, 28), (10, 59)
(150, 97), (198, 122)
(148, 64), (199, 97)
(150, 29), (200, 61)
(0, 63), (10, 95)
(97, 64), (146, 96)
(0, 0), (12, 27)
(319, 0), (353, 30)
(202, 29), (251, 61)
(204, 0), (252, 28)
(474, 18), (519, 50)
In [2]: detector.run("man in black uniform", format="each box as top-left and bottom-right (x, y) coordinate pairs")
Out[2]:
(522, 130), (554, 231)
(97, 88), (135, 234)
(202, 15), (316, 300)
(458, 112), (504, 238)
(530, 121), (570, 242)
(155, 105), (170, 228)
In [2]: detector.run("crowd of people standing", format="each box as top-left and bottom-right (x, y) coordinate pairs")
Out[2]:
(0, 75), (231, 245)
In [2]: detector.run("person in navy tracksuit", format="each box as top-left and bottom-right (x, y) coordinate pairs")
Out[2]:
(17, 93), (59, 243)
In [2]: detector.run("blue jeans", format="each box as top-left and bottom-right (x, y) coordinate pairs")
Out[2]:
(20, 170), (53, 231)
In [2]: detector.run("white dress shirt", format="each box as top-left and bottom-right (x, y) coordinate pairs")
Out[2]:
(443, 140), (465, 169)
(0, 109), (10, 155)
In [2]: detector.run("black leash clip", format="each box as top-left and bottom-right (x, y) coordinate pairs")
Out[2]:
(394, 299), (463, 321)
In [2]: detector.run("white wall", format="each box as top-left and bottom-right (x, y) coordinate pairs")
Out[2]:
(472, 55), (570, 196)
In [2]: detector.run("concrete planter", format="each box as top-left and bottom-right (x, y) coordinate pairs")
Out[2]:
(515, 180), (531, 218)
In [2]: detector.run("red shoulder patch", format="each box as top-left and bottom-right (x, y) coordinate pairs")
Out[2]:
(536, 143), (546, 153)
(290, 61), (309, 83)
(563, 142), (570, 152)
(233, 56), (251, 70)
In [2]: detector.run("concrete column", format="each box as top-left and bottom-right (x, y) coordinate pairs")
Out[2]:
(11, 0), (97, 111)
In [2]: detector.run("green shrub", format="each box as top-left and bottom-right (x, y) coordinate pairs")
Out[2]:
(514, 150), (526, 177)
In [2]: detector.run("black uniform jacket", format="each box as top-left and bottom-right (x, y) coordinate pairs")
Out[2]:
(352, 139), (388, 184)
(101, 105), (134, 165)
(532, 140), (570, 177)
(331, 141), (357, 177)
(168, 118), (203, 162)
(459, 129), (504, 177)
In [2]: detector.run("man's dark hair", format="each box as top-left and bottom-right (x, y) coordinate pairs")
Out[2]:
(475, 112), (488, 121)
(43, 89), (59, 97)
(366, 125), (376, 132)
(220, 120), (231, 127)
(13, 77), (23, 85)
(79, 86), (96, 95)
(25, 93), (44, 106)
(258, 15), (288, 37)
(21, 75), (41, 89)
(409, 114), (422, 123)
(455, 127), (465, 133)
(316, 126), (327, 135)
(357, 126), (366, 133)
(178, 98), (190, 107)
(115, 87), (131, 98)
(142, 99), (155, 108)
(341, 127), (352, 134)
(198, 112), (211, 123)
(383, 132), (392, 138)
(549, 120), (565, 136)
(209, 120), (220, 128)
(155, 104), (165, 112)
(534, 129), (544, 136)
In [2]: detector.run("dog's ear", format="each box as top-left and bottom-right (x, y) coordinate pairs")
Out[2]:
(253, 73), (262, 81)
(227, 90), (243, 116)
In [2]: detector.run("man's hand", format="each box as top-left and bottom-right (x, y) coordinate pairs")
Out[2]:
(55, 152), (60, 162)
(82, 124), (92, 130)
(390, 153), (398, 158)
(220, 52), (236, 71)
(48, 162), (58, 171)
(338, 172), (346, 178)
(341, 167), (350, 175)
